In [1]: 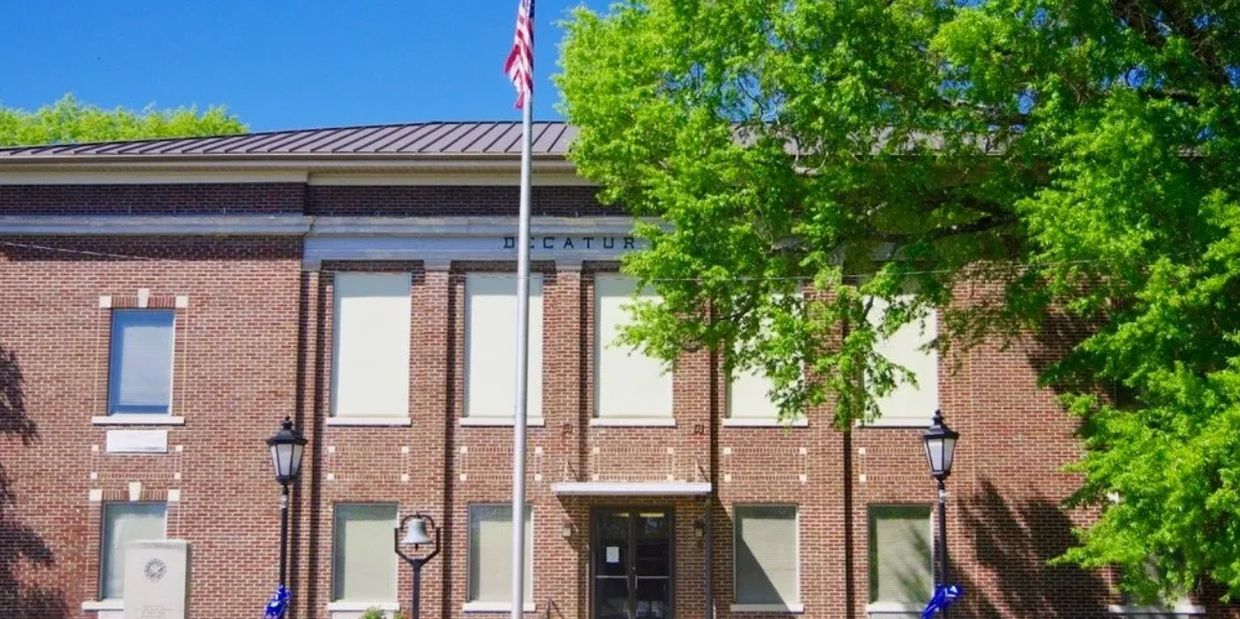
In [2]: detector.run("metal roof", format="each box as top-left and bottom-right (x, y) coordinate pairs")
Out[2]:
(0, 122), (578, 159)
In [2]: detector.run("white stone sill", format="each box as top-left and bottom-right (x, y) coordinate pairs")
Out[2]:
(1107, 604), (1205, 616)
(731, 603), (805, 613)
(723, 417), (809, 428)
(325, 416), (412, 427)
(463, 601), (537, 613)
(589, 417), (676, 427)
(327, 601), (400, 611)
(92, 415), (184, 426)
(866, 601), (922, 615)
(81, 600), (124, 611)
(460, 417), (546, 427)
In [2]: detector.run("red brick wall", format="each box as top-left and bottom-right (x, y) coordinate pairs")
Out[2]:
(0, 184), (305, 214)
(0, 185), (1236, 619)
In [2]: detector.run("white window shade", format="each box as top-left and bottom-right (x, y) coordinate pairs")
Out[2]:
(464, 274), (543, 419)
(735, 505), (799, 606)
(332, 504), (397, 602)
(331, 273), (412, 418)
(728, 367), (780, 420)
(108, 310), (175, 414)
(869, 505), (933, 607)
(468, 505), (533, 603)
(100, 503), (166, 599)
(868, 296), (938, 426)
(594, 274), (672, 418)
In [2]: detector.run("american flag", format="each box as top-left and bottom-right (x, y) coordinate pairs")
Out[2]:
(504, 0), (534, 109)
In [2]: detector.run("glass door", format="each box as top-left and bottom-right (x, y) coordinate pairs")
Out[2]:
(592, 508), (673, 619)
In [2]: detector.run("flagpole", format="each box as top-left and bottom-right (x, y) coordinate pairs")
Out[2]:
(510, 60), (534, 619)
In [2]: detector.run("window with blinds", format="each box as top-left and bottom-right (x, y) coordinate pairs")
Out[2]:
(332, 504), (397, 603)
(464, 273), (543, 420)
(100, 502), (166, 599)
(866, 296), (938, 426)
(594, 274), (672, 418)
(331, 273), (412, 418)
(868, 505), (933, 610)
(108, 310), (175, 415)
(734, 505), (800, 608)
(467, 504), (533, 605)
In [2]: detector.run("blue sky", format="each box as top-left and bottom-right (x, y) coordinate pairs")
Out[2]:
(0, 1), (609, 131)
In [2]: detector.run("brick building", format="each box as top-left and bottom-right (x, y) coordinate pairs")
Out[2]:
(0, 122), (1228, 619)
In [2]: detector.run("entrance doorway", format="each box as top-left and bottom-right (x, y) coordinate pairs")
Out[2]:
(591, 507), (673, 619)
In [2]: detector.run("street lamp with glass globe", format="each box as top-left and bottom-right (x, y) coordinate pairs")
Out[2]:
(266, 416), (307, 614)
(922, 409), (960, 617)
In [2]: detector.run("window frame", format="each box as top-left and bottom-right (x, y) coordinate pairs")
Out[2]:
(731, 503), (802, 612)
(106, 309), (177, 416)
(863, 295), (940, 428)
(591, 273), (674, 423)
(866, 504), (934, 616)
(329, 272), (413, 424)
(98, 501), (168, 601)
(330, 502), (399, 604)
(465, 503), (534, 611)
(462, 272), (545, 424)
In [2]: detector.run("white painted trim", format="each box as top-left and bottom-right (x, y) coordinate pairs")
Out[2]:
(462, 602), (537, 613)
(326, 601), (400, 611)
(0, 170), (308, 185)
(459, 417), (546, 427)
(862, 417), (933, 429)
(0, 215), (311, 236)
(325, 416), (412, 427)
(81, 599), (125, 611)
(92, 415), (185, 426)
(866, 601), (923, 615)
(1107, 604), (1205, 616)
(550, 481), (711, 497)
(723, 417), (809, 428)
(731, 604), (805, 614)
(589, 417), (677, 427)
(310, 171), (590, 186)
(310, 215), (639, 236)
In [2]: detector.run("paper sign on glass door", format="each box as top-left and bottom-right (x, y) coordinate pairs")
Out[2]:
(606, 546), (620, 563)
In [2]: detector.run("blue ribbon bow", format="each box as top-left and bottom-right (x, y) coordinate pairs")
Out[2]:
(264, 585), (291, 619)
(921, 583), (963, 619)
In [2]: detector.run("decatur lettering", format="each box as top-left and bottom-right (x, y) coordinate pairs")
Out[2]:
(503, 235), (637, 251)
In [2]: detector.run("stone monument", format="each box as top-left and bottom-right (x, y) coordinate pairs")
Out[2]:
(123, 539), (189, 619)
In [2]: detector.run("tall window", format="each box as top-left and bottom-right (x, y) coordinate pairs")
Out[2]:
(100, 502), (166, 600)
(108, 310), (175, 415)
(867, 296), (938, 426)
(727, 366), (780, 422)
(868, 505), (933, 615)
(464, 273), (543, 421)
(468, 505), (533, 608)
(594, 274), (672, 419)
(331, 273), (412, 419)
(332, 504), (398, 603)
(734, 505), (800, 610)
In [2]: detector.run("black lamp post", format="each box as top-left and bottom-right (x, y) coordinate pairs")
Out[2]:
(395, 512), (441, 619)
(923, 409), (959, 617)
(266, 416), (307, 615)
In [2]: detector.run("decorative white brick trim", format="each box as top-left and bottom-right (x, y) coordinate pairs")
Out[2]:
(88, 489), (103, 502)
(136, 289), (150, 308)
(174, 295), (189, 309)
(167, 489), (181, 503)
(127, 482), (142, 501)
(98, 295), (112, 309)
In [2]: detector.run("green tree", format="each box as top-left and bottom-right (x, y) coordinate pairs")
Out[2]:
(0, 94), (245, 146)
(559, 0), (1240, 602)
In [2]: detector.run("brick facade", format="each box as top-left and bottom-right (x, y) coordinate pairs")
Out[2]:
(0, 177), (1235, 619)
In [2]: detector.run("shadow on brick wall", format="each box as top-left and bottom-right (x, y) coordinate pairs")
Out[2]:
(0, 347), (67, 617)
(957, 479), (1106, 618)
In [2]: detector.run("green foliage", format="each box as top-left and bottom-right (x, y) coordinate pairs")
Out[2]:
(559, 0), (1240, 602)
(0, 94), (245, 147)
(359, 608), (403, 619)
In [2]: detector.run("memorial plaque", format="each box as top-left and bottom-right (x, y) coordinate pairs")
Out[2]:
(123, 539), (189, 619)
